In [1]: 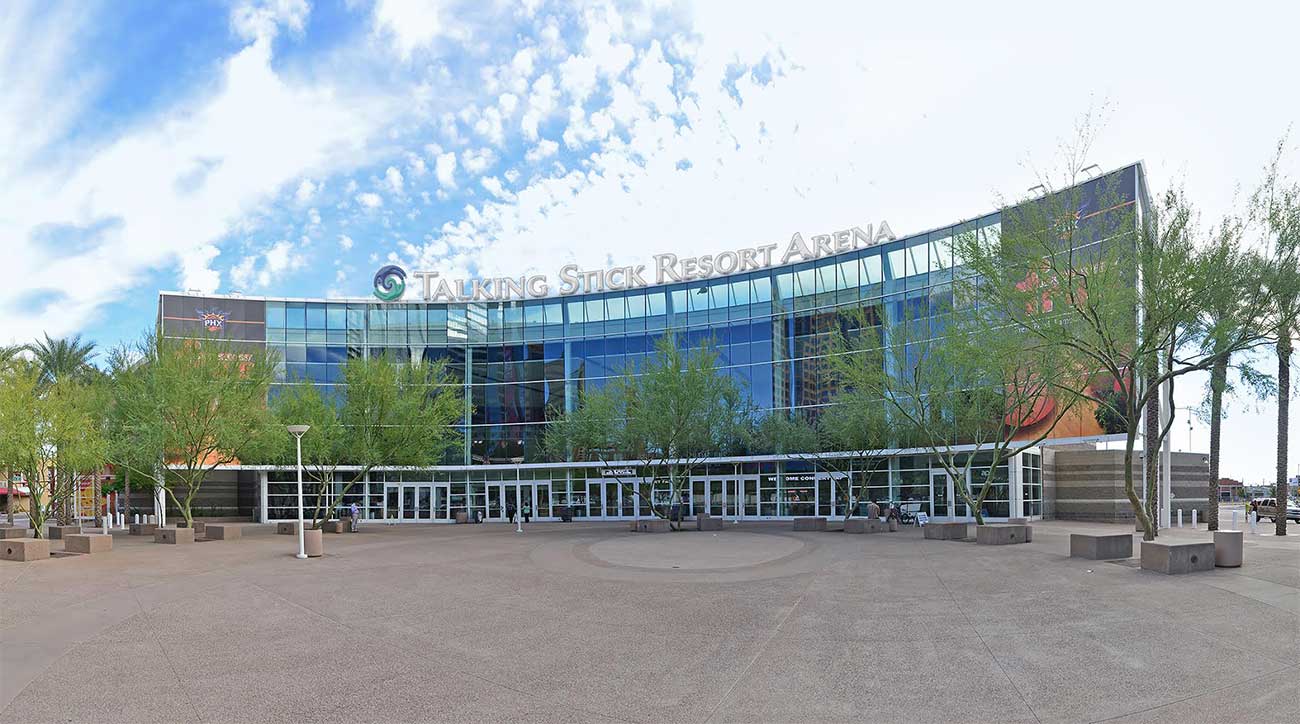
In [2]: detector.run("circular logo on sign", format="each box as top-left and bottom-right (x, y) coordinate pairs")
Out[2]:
(373, 265), (406, 301)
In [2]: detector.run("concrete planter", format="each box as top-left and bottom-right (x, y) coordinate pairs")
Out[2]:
(64, 533), (113, 554)
(0, 526), (28, 539)
(205, 524), (242, 541)
(129, 523), (158, 536)
(696, 514), (724, 531)
(975, 524), (1029, 545)
(303, 528), (323, 557)
(1140, 540), (1215, 574)
(844, 518), (883, 534)
(887, 519), (899, 532)
(322, 520), (348, 534)
(154, 527), (195, 545)
(177, 521), (206, 538)
(1007, 518), (1033, 541)
(1, 538), (49, 561)
(792, 517), (827, 532)
(1213, 530), (1243, 568)
(1069, 533), (1133, 560)
(47, 524), (81, 540)
(276, 522), (296, 535)
(922, 522), (967, 540)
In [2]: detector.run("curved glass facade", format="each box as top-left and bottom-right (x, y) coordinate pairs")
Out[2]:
(157, 163), (1145, 523)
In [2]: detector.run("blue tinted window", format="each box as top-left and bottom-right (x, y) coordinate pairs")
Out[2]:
(266, 302), (285, 327)
(285, 303), (306, 328)
(306, 303), (326, 328)
(306, 346), (328, 363)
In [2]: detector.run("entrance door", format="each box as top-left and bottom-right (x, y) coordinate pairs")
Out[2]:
(930, 471), (954, 519)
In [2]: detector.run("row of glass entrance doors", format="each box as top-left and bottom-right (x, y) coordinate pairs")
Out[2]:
(380, 471), (989, 522)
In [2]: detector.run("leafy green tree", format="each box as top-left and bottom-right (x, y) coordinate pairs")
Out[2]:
(956, 160), (1275, 539)
(25, 333), (97, 385)
(107, 337), (277, 528)
(546, 333), (750, 530)
(0, 365), (105, 537)
(267, 355), (465, 528)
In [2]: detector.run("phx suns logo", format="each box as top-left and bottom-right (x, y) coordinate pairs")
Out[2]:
(197, 308), (229, 333)
(373, 265), (406, 301)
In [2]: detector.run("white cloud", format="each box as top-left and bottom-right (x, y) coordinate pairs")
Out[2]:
(525, 139), (558, 162)
(372, 0), (443, 60)
(511, 46), (537, 79)
(461, 147), (496, 174)
(181, 244), (222, 292)
(407, 154), (427, 177)
(295, 178), (317, 202)
(339, 234), (354, 250)
(435, 151), (457, 188)
(384, 165), (404, 194)
(231, 238), (306, 289)
(356, 191), (383, 208)
(521, 73), (558, 141)
(480, 176), (513, 200)
(307, 207), (321, 226)
(231, 0), (309, 43)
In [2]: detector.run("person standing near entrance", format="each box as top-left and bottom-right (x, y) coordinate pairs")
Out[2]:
(522, 500), (532, 523)
(506, 501), (516, 524)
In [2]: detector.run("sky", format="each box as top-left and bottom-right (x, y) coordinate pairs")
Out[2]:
(1, 0), (1297, 486)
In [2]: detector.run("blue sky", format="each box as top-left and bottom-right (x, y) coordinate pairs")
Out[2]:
(1, 0), (1297, 484)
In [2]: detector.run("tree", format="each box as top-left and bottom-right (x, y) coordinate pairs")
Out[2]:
(546, 333), (750, 530)
(1252, 143), (1300, 536)
(267, 355), (465, 528)
(1192, 221), (1273, 531)
(0, 365), (105, 537)
(847, 305), (1089, 524)
(107, 337), (277, 528)
(25, 333), (97, 385)
(956, 160), (1275, 539)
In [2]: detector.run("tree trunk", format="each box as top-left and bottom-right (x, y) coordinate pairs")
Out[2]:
(1276, 330), (1291, 536)
(1142, 376), (1160, 541)
(1207, 354), (1227, 531)
(124, 469), (132, 522)
(92, 468), (102, 527)
(4, 467), (12, 526)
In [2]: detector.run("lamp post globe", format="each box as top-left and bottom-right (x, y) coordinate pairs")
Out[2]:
(287, 425), (310, 559)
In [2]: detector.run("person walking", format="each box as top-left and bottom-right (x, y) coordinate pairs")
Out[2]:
(506, 501), (516, 524)
(348, 501), (360, 532)
(522, 500), (532, 524)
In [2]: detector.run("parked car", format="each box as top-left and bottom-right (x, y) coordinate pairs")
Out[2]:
(1250, 497), (1300, 523)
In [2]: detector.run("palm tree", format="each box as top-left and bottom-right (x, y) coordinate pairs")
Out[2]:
(24, 333), (97, 385)
(1253, 143), (1300, 537)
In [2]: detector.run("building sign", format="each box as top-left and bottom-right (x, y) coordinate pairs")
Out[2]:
(373, 222), (895, 302)
(599, 468), (637, 478)
(197, 308), (229, 332)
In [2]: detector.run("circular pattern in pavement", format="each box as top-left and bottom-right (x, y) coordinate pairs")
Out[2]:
(586, 531), (805, 570)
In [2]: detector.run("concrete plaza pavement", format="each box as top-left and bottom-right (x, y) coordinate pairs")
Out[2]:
(1, 519), (1296, 723)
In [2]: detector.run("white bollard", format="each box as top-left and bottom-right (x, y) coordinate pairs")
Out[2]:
(1177, 509), (1183, 527)
(103, 518), (110, 534)
(133, 513), (140, 524)
(1250, 511), (1257, 533)
(1231, 510), (1238, 528)
(1192, 509), (1198, 528)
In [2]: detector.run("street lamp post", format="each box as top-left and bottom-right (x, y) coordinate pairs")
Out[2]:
(287, 425), (310, 559)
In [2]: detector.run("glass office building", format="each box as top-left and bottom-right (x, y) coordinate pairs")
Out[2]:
(158, 164), (1146, 524)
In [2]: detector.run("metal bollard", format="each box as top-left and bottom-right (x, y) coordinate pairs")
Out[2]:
(1250, 511), (1257, 533)
(1192, 509), (1197, 528)
(1231, 510), (1238, 528)
(1177, 509), (1183, 527)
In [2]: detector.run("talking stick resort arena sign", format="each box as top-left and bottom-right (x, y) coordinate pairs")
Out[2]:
(373, 223), (896, 302)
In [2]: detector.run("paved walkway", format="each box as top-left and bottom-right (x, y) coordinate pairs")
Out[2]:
(1, 520), (1296, 723)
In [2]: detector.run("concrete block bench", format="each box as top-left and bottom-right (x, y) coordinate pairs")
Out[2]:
(1140, 540), (1214, 574)
(182, 521), (206, 538)
(1070, 533), (1133, 560)
(47, 525), (81, 540)
(1007, 518), (1034, 542)
(630, 518), (670, 532)
(2, 538), (49, 561)
(64, 533), (113, 554)
(792, 517), (827, 532)
(0, 526), (28, 539)
(322, 520), (349, 534)
(844, 518), (884, 534)
(129, 523), (158, 536)
(276, 522), (296, 535)
(923, 522), (967, 540)
(154, 527), (195, 545)
(696, 515), (723, 531)
(975, 524), (1029, 545)
(205, 523), (242, 541)
(1213, 530), (1243, 568)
